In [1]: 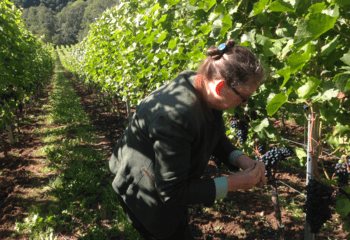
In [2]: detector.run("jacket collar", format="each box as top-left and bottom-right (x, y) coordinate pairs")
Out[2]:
(194, 74), (214, 122)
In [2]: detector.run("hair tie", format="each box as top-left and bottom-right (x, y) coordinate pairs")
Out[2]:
(218, 43), (226, 51)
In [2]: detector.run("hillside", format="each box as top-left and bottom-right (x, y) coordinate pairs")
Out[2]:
(12, 0), (73, 12)
(12, 0), (119, 46)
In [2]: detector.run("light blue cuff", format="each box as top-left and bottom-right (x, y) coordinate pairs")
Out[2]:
(229, 150), (245, 166)
(213, 177), (228, 200)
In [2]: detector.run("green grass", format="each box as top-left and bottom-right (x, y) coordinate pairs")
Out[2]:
(285, 198), (305, 223)
(13, 60), (141, 240)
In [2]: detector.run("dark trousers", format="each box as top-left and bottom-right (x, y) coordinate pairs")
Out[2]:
(117, 194), (195, 240)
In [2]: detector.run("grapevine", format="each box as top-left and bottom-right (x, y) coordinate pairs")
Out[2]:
(0, 0), (54, 150)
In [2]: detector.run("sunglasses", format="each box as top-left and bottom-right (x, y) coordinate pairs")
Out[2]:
(230, 85), (248, 103)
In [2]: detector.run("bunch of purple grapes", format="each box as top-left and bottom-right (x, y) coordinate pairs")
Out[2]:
(255, 146), (294, 177)
(303, 178), (333, 233)
(279, 147), (294, 160)
(334, 156), (350, 197)
(230, 120), (249, 144)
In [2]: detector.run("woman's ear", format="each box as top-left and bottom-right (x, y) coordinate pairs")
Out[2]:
(215, 80), (225, 96)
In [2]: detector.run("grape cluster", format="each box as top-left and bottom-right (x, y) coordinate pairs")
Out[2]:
(230, 120), (249, 144)
(279, 147), (294, 160)
(257, 145), (265, 155)
(303, 178), (333, 233)
(256, 147), (281, 177)
(255, 146), (294, 177)
(335, 156), (350, 187)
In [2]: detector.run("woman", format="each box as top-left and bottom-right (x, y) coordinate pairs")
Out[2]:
(109, 39), (267, 240)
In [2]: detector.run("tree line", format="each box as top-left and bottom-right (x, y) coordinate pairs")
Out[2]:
(11, 0), (119, 46)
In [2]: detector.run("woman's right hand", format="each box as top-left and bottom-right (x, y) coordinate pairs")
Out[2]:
(226, 163), (262, 192)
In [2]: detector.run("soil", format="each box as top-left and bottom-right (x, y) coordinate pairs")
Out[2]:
(0, 69), (347, 239)
(0, 83), (56, 239)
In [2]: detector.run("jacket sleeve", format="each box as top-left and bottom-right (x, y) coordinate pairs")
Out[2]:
(211, 119), (240, 172)
(148, 111), (216, 207)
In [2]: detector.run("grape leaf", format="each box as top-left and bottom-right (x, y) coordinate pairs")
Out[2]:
(208, 12), (220, 22)
(269, 0), (295, 12)
(294, 10), (338, 49)
(256, 34), (270, 45)
(186, 3), (198, 10)
(251, 118), (269, 132)
(263, 41), (275, 57)
(340, 53), (350, 66)
(287, 42), (311, 72)
(214, 3), (225, 13)
(335, 124), (350, 137)
(321, 35), (341, 56)
(266, 92), (288, 116)
(336, 196), (350, 217)
(308, 2), (326, 13)
(135, 31), (145, 43)
(229, 0), (243, 14)
(297, 77), (321, 99)
(294, 147), (307, 161)
(168, 39), (176, 49)
(346, 79), (350, 90)
(157, 14), (168, 24)
(318, 88), (339, 102)
(220, 14), (232, 37)
(276, 67), (292, 88)
(276, 28), (289, 37)
(249, 0), (269, 17)
(167, 0), (180, 6)
(204, 0), (216, 12)
(335, 0), (350, 5)
(278, 44), (312, 87)
(199, 24), (212, 34)
(334, 73), (350, 92)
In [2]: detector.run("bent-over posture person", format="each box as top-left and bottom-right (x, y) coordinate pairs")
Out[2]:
(109, 39), (267, 240)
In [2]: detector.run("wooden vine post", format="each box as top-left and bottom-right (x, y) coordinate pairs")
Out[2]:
(270, 181), (284, 240)
(304, 104), (321, 240)
(116, 96), (121, 117)
(125, 97), (132, 124)
(5, 123), (14, 144)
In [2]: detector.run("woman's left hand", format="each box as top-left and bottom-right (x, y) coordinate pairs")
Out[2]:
(236, 154), (266, 188)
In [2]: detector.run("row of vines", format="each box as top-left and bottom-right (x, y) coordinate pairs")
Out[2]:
(58, 0), (350, 237)
(1, 0), (55, 149)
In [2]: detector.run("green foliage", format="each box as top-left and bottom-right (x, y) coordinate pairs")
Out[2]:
(0, 0), (54, 128)
(21, 4), (56, 43)
(53, 0), (88, 45)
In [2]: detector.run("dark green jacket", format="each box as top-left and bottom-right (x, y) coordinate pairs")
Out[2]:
(109, 70), (238, 238)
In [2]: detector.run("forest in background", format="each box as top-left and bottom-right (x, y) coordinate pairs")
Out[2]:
(11, 0), (119, 46)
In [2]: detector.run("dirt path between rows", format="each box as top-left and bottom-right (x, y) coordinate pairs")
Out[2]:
(0, 81), (55, 239)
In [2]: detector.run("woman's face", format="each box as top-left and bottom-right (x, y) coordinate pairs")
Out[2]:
(206, 78), (259, 111)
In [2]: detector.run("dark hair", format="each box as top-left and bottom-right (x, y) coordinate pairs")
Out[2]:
(198, 39), (264, 87)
